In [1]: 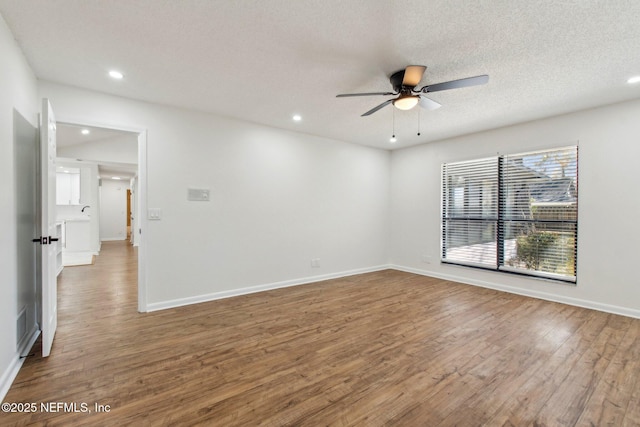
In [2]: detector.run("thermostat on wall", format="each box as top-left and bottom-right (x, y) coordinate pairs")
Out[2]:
(188, 188), (210, 201)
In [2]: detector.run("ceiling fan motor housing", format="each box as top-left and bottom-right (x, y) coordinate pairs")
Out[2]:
(390, 69), (413, 92)
(390, 69), (419, 110)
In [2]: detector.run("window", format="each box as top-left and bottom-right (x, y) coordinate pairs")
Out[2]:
(442, 146), (578, 283)
(441, 157), (498, 269)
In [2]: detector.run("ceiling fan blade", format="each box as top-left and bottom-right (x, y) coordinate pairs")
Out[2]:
(419, 95), (442, 111)
(336, 92), (395, 97)
(361, 99), (394, 116)
(423, 75), (489, 93)
(402, 65), (427, 87)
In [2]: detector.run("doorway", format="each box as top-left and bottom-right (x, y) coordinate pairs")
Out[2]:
(54, 120), (147, 312)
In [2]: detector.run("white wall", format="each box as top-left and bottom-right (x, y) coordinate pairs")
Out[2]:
(390, 99), (640, 317)
(39, 81), (391, 308)
(100, 179), (129, 241)
(0, 13), (38, 398)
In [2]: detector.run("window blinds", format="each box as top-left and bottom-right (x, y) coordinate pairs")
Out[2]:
(442, 157), (498, 269)
(442, 146), (578, 282)
(499, 147), (577, 281)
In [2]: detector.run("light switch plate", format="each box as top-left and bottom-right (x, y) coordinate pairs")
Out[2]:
(148, 208), (162, 220)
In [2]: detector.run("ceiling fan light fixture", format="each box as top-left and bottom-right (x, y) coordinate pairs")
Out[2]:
(393, 94), (419, 111)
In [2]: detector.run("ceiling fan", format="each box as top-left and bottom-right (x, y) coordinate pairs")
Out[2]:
(336, 65), (489, 116)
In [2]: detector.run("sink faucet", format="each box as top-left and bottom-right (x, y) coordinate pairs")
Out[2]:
(81, 205), (90, 212)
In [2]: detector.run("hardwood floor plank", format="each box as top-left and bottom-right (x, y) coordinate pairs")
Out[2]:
(623, 375), (640, 427)
(485, 310), (610, 426)
(435, 303), (584, 426)
(533, 315), (629, 426)
(3, 241), (640, 426)
(576, 319), (640, 426)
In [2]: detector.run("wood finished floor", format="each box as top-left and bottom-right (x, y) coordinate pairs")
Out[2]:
(4, 241), (640, 426)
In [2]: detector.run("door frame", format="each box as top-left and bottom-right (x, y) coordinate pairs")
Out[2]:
(54, 116), (148, 312)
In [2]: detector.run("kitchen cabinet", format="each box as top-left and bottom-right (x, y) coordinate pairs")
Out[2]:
(56, 167), (81, 205)
(64, 218), (91, 252)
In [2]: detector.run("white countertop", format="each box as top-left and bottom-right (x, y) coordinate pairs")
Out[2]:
(58, 216), (90, 222)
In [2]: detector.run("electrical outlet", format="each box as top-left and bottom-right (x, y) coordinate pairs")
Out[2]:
(311, 258), (320, 268)
(421, 254), (432, 264)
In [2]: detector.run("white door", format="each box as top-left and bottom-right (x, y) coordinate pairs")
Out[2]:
(40, 98), (58, 357)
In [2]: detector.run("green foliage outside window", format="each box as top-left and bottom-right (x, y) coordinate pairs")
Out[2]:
(511, 231), (575, 276)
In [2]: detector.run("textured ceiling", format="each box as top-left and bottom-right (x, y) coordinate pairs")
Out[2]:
(1, 0), (640, 150)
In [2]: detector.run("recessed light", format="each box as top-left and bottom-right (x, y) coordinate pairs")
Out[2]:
(627, 76), (640, 84)
(81, 129), (90, 135)
(109, 70), (124, 80)
(292, 114), (302, 121)
(112, 177), (121, 180)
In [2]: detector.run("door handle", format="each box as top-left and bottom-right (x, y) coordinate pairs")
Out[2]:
(31, 236), (59, 244)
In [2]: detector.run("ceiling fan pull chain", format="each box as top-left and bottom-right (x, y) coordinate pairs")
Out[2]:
(390, 108), (397, 143)
(417, 109), (421, 136)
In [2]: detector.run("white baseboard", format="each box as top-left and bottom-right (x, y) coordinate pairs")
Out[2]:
(391, 264), (640, 319)
(0, 326), (39, 402)
(143, 263), (640, 319)
(146, 265), (391, 312)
